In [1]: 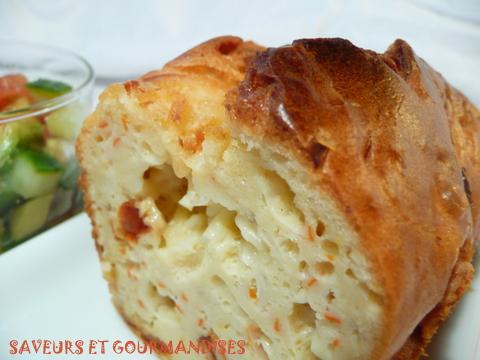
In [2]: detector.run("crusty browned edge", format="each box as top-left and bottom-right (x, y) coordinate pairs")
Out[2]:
(226, 38), (479, 359)
(381, 41), (478, 360)
(380, 41), (478, 359)
(383, 42), (479, 359)
(392, 237), (474, 359)
(76, 132), (102, 259)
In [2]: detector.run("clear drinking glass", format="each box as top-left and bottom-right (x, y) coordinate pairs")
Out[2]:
(0, 40), (94, 252)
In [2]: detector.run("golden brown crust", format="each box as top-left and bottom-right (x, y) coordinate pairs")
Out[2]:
(392, 236), (474, 359)
(141, 36), (262, 87)
(384, 40), (479, 360)
(226, 38), (479, 358)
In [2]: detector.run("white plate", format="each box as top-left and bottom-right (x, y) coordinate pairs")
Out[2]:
(0, 213), (479, 359)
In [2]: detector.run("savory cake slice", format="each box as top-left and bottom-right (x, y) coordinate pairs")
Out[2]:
(76, 36), (479, 360)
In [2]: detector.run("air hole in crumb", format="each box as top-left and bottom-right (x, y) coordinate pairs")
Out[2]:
(165, 296), (176, 309)
(316, 222), (325, 237)
(148, 282), (176, 310)
(211, 275), (227, 286)
(262, 169), (305, 223)
(142, 165), (187, 221)
(193, 206), (207, 214)
(321, 240), (339, 255)
(360, 283), (384, 305)
(175, 252), (203, 268)
(159, 235), (166, 248)
(346, 268), (357, 279)
(143, 168), (152, 179)
(316, 261), (335, 275)
(94, 135), (103, 142)
(299, 260), (307, 271)
(309, 142), (329, 168)
(327, 290), (336, 303)
(218, 41), (239, 55)
(282, 240), (300, 255)
(141, 141), (154, 153)
(289, 303), (316, 331)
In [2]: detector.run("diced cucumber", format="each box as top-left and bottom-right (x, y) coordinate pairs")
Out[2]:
(16, 148), (63, 172)
(2, 97), (44, 143)
(10, 194), (53, 242)
(45, 105), (82, 140)
(0, 125), (16, 168)
(9, 117), (44, 144)
(0, 111), (44, 168)
(9, 149), (63, 198)
(27, 79), (72, 101)
(45, 138), (74, 163)
(60, 158), (80, 189)
(0, 191), (23, 215)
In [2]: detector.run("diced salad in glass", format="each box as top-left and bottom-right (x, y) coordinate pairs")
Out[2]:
(0, 74), (86, 252)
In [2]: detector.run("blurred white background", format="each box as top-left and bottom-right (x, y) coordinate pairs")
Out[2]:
(1, 0), (479, 103)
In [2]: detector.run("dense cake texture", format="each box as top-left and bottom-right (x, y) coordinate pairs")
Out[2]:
(77, 36), (479, 359)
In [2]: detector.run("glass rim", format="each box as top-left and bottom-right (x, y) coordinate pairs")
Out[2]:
(0, 39), (95, 124)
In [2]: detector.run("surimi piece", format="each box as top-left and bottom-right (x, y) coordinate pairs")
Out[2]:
(76, 36), (480, 360)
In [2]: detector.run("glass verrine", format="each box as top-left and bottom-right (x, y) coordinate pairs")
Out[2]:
(0, 40), (94, 252)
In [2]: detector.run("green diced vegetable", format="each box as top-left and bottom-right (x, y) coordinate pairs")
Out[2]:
(10, 194), (53, 242)
(9, 148), (63, 198)
(27, 79), (72, 100)
(16, 148), (63, 171)
(0, 75), (82, 252)
(9, 117), (44, 144)
(45, 138), (73, 163)
(0, 115), (44, 168)
(45, 105), (82, 140)
(0, 126), (17, 169)
(0, 191), (23, 215)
